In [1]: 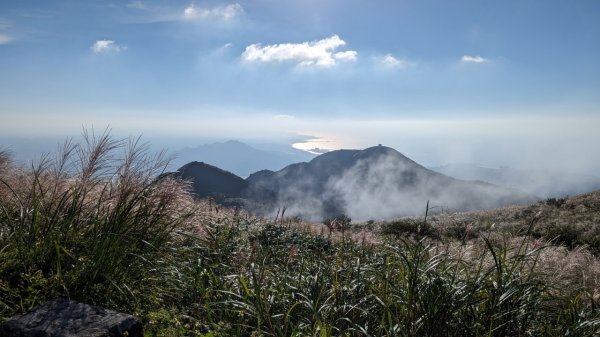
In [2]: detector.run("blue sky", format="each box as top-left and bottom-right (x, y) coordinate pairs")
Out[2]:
(1, 0), (600, 170)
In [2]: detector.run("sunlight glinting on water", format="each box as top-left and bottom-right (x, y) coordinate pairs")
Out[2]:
(292, 136), (346, 154)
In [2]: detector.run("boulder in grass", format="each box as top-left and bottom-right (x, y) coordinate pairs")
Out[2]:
(0, 298), (143, 337)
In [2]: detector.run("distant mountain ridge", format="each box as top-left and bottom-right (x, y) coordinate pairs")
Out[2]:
(170, 140), (315, 177)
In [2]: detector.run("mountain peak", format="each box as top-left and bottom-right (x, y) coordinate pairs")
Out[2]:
(221, 139), (252, 148)
(357, 145), (421, 166)
(247, 144), (537, 220)
(309, 149), (358, 164)
(176, 161), (248, 199)
(179, 161), (237, 177)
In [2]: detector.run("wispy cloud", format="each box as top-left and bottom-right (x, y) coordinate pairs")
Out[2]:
(91, 40), (125, 54)
(0, 20), (13, 45)
(116, 3), (243, 24)
(374, 54), (415, 69)
(127, 1), (147, 10)
(272, 114), (295, 121)
(0, 33), (13, 45)
(461, 55), (488, 64)
(0, 20), (10, 30)
(241, 35), (358, 68)
(183, 3), (243, 20)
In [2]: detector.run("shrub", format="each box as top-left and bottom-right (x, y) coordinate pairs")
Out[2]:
(381, 218), (438, 239)
(544, 224), (583, 249)
(442, 222), (480, 242)
(545, 197), (568, 208)
(323, 214), (351, 235)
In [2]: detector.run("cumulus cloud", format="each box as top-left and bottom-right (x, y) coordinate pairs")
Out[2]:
(461, 55), (488, 64)
(375, 54), (414, 69)
(91, 40), (125, 53)
(0, 33), (13, 45)
(183, 3), (243, 20)
(241, 35), (358, 67)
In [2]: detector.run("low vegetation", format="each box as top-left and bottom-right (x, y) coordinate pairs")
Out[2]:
(424, 193), (600, 255)
(1, 134), (600, 336)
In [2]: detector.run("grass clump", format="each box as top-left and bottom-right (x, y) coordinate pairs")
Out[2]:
(0, 131), (194, 318)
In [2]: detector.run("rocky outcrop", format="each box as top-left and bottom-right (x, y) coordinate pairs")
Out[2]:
(0, 298), (142, 337)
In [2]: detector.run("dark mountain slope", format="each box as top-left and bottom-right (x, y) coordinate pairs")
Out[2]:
(171, 161), (275, 207)
(248, 145), (538, 220)
(176, 161), (250, 199)
(247, 149), (359, 194)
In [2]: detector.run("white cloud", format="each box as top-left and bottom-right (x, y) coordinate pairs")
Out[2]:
(272, 114), (295, 121)
(241, 35), (358, 67)
(333, 50), (358, 62)
(183, 3), (243, 20)
(461, 55), (488, 64)
(375, 54), (414, 69)
(91, 40), (125, 54)
(0, 33), (13, 45)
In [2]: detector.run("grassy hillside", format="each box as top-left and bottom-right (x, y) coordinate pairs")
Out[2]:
(423, 191), (600, 255)
(1, 135), (600, 336)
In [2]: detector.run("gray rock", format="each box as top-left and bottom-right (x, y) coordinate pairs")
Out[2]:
(0, 298), (143, 337)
